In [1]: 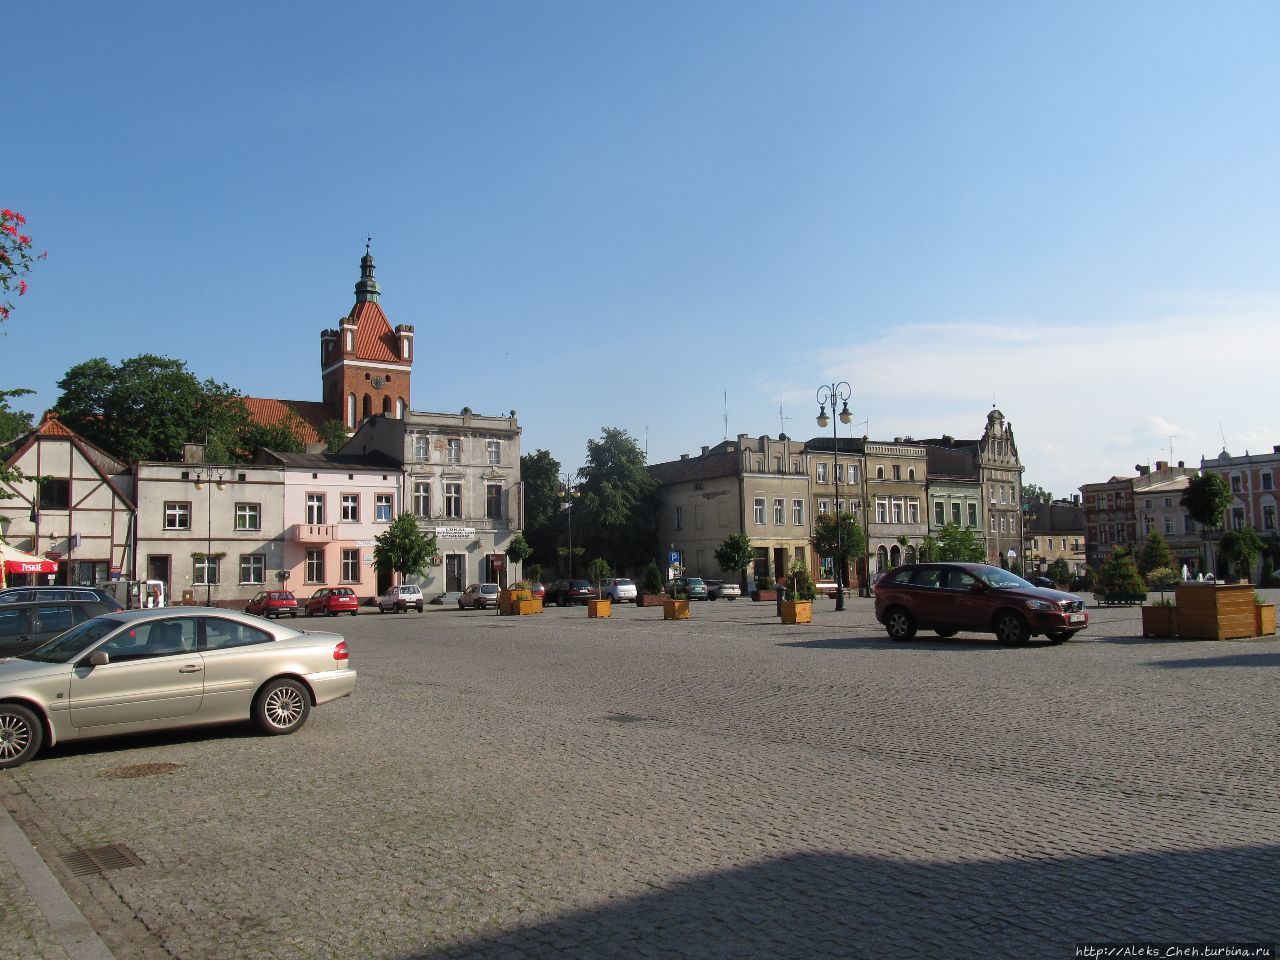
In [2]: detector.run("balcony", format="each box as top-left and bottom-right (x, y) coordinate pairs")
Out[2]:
(289, 523), (339, 543)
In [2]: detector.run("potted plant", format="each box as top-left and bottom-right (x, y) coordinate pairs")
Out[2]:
(499, 580), (541, 616)
(663, 581), (690, 620)
(637, 561), (665, 608)
(781, 560), (816, 625)
(586, 557), (613, 619)
(1141, 598), (1177, 637)
(1174, 580), (1257, 640)
(752, 573), (777, 602)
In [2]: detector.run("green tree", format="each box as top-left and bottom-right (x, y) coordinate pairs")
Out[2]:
(1021, 482), (1050, 506)
(237, 409), (307, 457)
(714, 533), (755, 587)
(0, 387), (36, 501)
(933, 523), (986, 562)
(316, 419), (350, 452)
(1097, 549), (1145, 599)
(642, 560), (664, 595)
(1136, 532), (1175, 576)
(1145, 566), (1181, 601)
(519, 449), (563, 567)
(504, 533), (534, 570)
(810, 513), (866, 585)
(1181, 473), (1231, 576)
(372, 513), (438, 583)
(1217, 527), (1264, 583)
(1047, 557), (1071, 585)
(54, 355), (248, 463)
(587, 557), (612, 597)
(786, 558), (817, 601)
(576, 428), (658, 569)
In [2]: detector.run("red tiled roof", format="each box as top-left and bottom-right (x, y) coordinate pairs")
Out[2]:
(242, 398), (329, 445)
(35, 411), (74, 436)
(349, 301), (402, 363)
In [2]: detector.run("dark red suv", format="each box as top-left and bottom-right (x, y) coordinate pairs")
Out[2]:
(874, 562), (1088, 645)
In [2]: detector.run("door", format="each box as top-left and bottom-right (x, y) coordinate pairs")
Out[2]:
(938, 567), (989, 630)
(147, 556), (171, 603)
(69, 616), (204, 728)
(445, 555), (465, 592)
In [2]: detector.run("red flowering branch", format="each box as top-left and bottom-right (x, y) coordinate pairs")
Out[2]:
(1, 208), (46, 322)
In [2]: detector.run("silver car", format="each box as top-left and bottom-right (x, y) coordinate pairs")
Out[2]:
(0, 607), (356, 769)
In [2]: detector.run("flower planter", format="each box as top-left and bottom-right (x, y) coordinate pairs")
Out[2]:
(1174, 583), (1256, 640)
(663, 599), (690, 620)
(587, 598), (612, 619)
(1140, 605), (1176, 638)
(636, 593), (665, 608)
(751, 589), (778, 602)
(1255, 603), (1277, 637)
(498, 589), (533, 615)
(780, 600), (812, 625)
(500, 594), (541, 616)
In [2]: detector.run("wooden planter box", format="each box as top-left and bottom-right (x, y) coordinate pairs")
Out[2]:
(636, 593), (665, 608)
(663, 599), (690, 620)
(1174, 583), (1257, 640)
(500, 595), (541, 616)
(1256, 603), (1277, 637)
(587, 598), (612, 619)
(752, 589), (778, 602)
(780, 600), (812, 624)
(1140, 605), (1177, 638)
(498, 589), (532, 615)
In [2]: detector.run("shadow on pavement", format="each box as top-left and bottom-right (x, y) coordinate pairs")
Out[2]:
(1149, 651), (1280, 669)
(779, 636), (1015, 651)
(400, 845), (1278, 960)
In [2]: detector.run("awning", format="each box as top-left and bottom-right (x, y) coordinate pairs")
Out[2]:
(0, 541), (60, 575)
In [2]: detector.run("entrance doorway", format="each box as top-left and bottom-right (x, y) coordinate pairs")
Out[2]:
(484, 554), (507, 588)
(445, 554), (465, 592)
(147, 555), (171, 601)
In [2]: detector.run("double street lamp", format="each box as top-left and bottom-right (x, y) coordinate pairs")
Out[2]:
(559, 470), (581, 578)
(192, 465), (226, 606)
(817, 382), (853, 611)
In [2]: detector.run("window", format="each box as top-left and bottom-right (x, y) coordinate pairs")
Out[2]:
(835, 464), (844, 484)
(486, 484), (502, 520)
(240, 554), (265, 584)
(999, 486), (1007, 504)
(1263, 474), (1274, 492)
(1164, 517), (1174, 535)
(1231, 475), (1242, 493)
(836, 499), (846, 514)
(1232, 507), (1245, 530)
(204, 617), (272, 651)
(818, 500), (830, 516)
(341, 549), (360, 582)
(376, 494), (393, 522)
(876, 498), (888, 523)
(413, 435), (430, 461)
(754, 498), (765, 524)
(194, 555), (220, 586)
(816, 462), (828, 484)
(445, 482), (462, 518)
(306, 493), (325, 524)
(990, 515), (997, 532)
(1185, 516), (1196, 534)
(164, 502), (192, 530)
(674, 506), (683, 531)
(892, 499), (903, 524)
(908, 468), (916, 481)
(967, 503), (978, 527)
(447, 439), (461, 463)
(1264, 505), (1276, 531)
(1164, 497), (1172, 507)
(1033, 538), (1040, 552)
(849, 464), (860, 483)
(1144, 516), (1155, 534)
(793, 499), (803, 525)
(907, 499), (919, 524)
(235, 502), (260, 531)
(305, 549), (325, 583)
(341, 493), (359, 522)
(413, 481), (430, 517)
(487, 440), (501, 465)
(934, 501), (945, 526)
(892, 465), (900, 481)
(773, 499), (784, 524)
(951, 502), (962, 525)
(876, 466), (885, 480)
(1144, 499), (1152, 509)
(100, 617), (197, 660)
(38, 479), (70, 510)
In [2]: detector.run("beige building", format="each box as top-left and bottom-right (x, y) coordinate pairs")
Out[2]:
(650, 435), (811, 587)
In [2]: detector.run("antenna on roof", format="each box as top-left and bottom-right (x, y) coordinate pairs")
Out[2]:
(778, 396), (791, 438)
(1219, 421), (1228, 451)
(723, 390), (728, 441)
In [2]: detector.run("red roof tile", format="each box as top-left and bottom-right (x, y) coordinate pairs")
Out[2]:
(35, 411), (74, 436)
(349, 301), (402, 364)
(242, 398), (329, 445)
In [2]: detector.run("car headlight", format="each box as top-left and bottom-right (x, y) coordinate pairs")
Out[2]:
(1024, 599), (1054, 611)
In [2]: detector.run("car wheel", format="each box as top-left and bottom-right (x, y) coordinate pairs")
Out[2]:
(290, 611), (297, 618)
(458, 600), (465, 609)
(378, 605), (386, 614)
(1046, 630), (1071, 644)
(557, 597), (566, 607)
(253, 678), (311, 735)
(0, 703), (43, 769)
(416, 604), (423, 612)
(885, 607), (916, 642)
(934, 629), (958, 638)
(351, 610), (358, 617)
(995, 612), (1031, 646)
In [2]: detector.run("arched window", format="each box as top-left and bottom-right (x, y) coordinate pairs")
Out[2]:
(382, 396), (391, 415)
(890, 545), (902, 568)
(908, 468), (916, 481)
(346, 393), (356, 428)
(904, 546), (916, 565)
(876, 466), (885, 480)
(876, 546), (889, 573)
(362, 394), (372, 418)
(395, 398), (405, 418)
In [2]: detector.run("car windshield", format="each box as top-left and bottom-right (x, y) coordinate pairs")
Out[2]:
(976, 568), (1033, 590)
(687, 578), (706, 587)
(22, 616), (124, 663)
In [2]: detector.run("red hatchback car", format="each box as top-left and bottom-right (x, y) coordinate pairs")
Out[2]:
(245, 590), (299, 619)
(305, 587), (360, 617)
(874, 562), (1088, 645)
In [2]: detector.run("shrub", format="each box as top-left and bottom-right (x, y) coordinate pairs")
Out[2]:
(642, 561), (664, 595)
(786, 560), (817, 602)
(756, 573), (775, 591)
(1098, 550), (1145, 599)
(1145, 566), (1181, 599)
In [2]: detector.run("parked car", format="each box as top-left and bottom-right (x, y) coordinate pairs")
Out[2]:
(704, 580), (741, 601)
(0, 586), (123, 611)
(0, 607), (356, 769)
(245, 590), (298, 619)
(458, 583), (500, 609)
(305, 587), (359, 617)
(378, 584), (425, 613)
(0, 599), (119, 658)
(668, 577), (709, 601)
(599, 578), (638, 603)
(1027, 576), (1056, 589)
(544, 579), (594, 606)
(874, 562), (1089, 645)
(529, 582), (546, 600)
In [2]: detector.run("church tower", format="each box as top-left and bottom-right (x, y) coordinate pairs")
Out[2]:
(320, 244), (414, 429)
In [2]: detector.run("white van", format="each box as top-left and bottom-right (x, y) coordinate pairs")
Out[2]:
(98, 579), (167, 610)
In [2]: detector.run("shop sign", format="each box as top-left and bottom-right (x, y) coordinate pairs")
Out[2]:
(435, 527), (476, 540)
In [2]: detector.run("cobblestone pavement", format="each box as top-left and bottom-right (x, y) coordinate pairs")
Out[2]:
(2, 596), (1278, 959)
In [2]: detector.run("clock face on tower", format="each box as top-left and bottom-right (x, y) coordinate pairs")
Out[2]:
(371, 376), (385, 389)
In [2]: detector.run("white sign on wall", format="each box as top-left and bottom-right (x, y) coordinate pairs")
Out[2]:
(435, 527), (477, 540)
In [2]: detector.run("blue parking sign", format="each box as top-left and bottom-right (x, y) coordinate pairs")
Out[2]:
(668, 551), (681, 565)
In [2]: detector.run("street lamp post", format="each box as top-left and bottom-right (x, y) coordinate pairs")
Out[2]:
(192, 466), (226, 606)
(817, 382), (853, 611)
(559, 471), (580, 579)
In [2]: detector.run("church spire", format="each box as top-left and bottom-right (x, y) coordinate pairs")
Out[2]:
(354, 237), (380, 303)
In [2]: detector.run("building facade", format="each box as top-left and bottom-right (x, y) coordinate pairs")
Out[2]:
(1200, 445), (1280, 537)
(1023, 496), (1086, 577)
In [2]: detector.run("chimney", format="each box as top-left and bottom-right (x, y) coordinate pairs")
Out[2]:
(1178, 461), (1185, 468)
(1136, 465), (1150, 476)
(701, 446), (709, 456)
(679, 454), (689, 460)
(1072, 494), (1080, 506)
(1156, 460), (1168, 471)
(737, 434), (749, 444)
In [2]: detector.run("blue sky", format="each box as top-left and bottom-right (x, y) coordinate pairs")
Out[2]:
(5, 1), (1278, 497)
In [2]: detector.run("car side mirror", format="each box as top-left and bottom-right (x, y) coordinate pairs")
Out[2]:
(88, 651), (110, 667)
